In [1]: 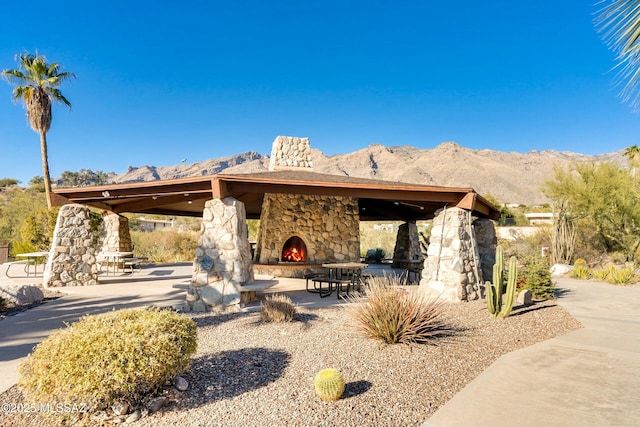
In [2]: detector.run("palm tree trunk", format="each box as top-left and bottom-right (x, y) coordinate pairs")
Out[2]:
(40, 131), (53, 209)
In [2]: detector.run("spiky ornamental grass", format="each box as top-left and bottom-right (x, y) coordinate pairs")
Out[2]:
(260, 294), (297, 323)
(346, 275), (451, 345)
(18, 307), (197, 424)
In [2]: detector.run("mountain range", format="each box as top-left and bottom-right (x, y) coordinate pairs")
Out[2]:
(110, 142), (629, 206)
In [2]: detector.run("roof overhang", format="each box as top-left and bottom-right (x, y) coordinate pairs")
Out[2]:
(51, 171), (500, 221)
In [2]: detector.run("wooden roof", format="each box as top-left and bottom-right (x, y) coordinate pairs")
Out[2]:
(51, 170), (500, 221)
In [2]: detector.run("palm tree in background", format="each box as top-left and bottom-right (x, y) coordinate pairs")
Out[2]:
(2, 52), (76, 208)
(624, 144), (640, 176)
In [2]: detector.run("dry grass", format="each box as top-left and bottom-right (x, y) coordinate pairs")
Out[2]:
(259, 294), (296, 323)
(346, 275), (452, 345)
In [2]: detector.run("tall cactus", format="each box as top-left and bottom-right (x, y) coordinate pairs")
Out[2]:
(485, 246), (518, 318)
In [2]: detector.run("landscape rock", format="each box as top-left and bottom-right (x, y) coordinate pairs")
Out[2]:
(517, 289), (533, 306)
(0, 284), (44, 305)
(550, 263), (573, 276)
(111, 401), (129, 416)
(148, 396), (167, 413)
(125, 409), (141, 423)
(174, 376), (189, 391)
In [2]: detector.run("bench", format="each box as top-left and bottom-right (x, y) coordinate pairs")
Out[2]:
(311, 276), (360, 299)
(123, 257), (143, 273)
(4, 260), (30, 277)
(239, 279), (279, 303)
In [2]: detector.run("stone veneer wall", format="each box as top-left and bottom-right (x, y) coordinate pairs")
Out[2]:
(187, 197), (254, 311)
(43, 204), (98, 287)
(255, 193), (360, 265)
(391, 222), (424, 266)
(420, 207), (483, 302)
(474, 218), (497, 287)
(269, 136), (313, 170)
(98, 213), (132, 253)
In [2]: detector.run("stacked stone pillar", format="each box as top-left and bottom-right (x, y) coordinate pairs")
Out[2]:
(98, 213), (132, 253)
(473, 218), (498, 287)
(420, 207), (484, 302)
(391, 222), (424, 267)
(43, 204), (98, 287)
(187, 197), (254, 311)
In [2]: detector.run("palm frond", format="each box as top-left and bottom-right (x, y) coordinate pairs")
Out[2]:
(596, 0), (640, 109)
(49, 88), (72, 108)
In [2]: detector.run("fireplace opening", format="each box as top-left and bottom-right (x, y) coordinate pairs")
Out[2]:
(281, 236), (307, 262)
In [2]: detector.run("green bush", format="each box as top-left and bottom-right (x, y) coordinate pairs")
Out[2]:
(18, 308), (197, 422)
(260, 294), (296, 322)
(365, 248), (386, 264)
(571, 264), (592, 280)
(346, 275), (451, 345)
(522, 257), (555, 299)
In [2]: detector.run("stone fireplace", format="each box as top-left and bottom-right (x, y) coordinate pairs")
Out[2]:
(281, 235), (307, 262)
(253, 136), (361, 277)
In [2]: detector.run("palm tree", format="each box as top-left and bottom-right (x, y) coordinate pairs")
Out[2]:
(624, 144), (640, 176)
(2, 52), (76, 208)
(596, 0), (640, 110)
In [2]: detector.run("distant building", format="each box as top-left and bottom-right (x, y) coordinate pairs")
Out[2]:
(138, 217), (174, 232)
(524, 212), (555, 225)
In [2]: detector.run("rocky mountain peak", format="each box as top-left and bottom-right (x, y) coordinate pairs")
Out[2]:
(109, 142), (629, 206)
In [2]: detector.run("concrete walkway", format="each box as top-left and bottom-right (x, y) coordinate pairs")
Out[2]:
(424, 277), (640, 427)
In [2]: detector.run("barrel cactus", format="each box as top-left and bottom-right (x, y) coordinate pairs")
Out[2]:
(485, 246), (518, 319)
(313, 368), (345, 401)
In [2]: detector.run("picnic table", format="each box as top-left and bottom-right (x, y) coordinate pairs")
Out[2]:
(4, 251), (49, 277)
(97, 251), (139, 275)
(306, 262), (368, 298)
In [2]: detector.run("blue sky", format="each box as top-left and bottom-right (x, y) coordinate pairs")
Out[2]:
(1, 1), (638, 185)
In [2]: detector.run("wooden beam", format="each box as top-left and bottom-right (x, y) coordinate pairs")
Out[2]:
(211, 178), (229, 199)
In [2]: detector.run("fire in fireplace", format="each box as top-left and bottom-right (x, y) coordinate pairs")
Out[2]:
(281, 236), (307, 262)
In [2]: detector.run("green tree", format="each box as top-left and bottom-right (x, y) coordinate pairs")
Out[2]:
(28, 176), (45, 192)
(543, 162), (640, 262)
(59, 169), (109, 187)
(0, 187), (47, 246)
(596, 0), (640, 109)
(2, 52), (76, 208)
(0, 178), (19, 188)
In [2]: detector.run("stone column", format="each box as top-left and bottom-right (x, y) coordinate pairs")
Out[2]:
(98, 213), (132, 253)
(187, 197), (254, 312)
(420, 207), (482, 302)
(391, 222), (424, 267)
(44, 204), (98, 287)
(474, 217), (497, 288)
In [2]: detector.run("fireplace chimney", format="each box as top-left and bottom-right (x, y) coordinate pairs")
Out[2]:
(269, 136), (314, 171)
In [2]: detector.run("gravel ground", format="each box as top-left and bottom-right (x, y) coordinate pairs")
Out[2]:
(0, 298), (582, 427)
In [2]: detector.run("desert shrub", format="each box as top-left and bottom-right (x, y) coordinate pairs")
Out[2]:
(18, 308), (197, 422)
(570, 264), (592, 280)
(364, 248), (386, 264)
(593, 266), (615, 281)
(346, 275), (450, 345)
(131, 229), (198, 262)
(521, 257), (555, 299)
(606, 267), (636, 285)
(260, 294), (296, 322)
